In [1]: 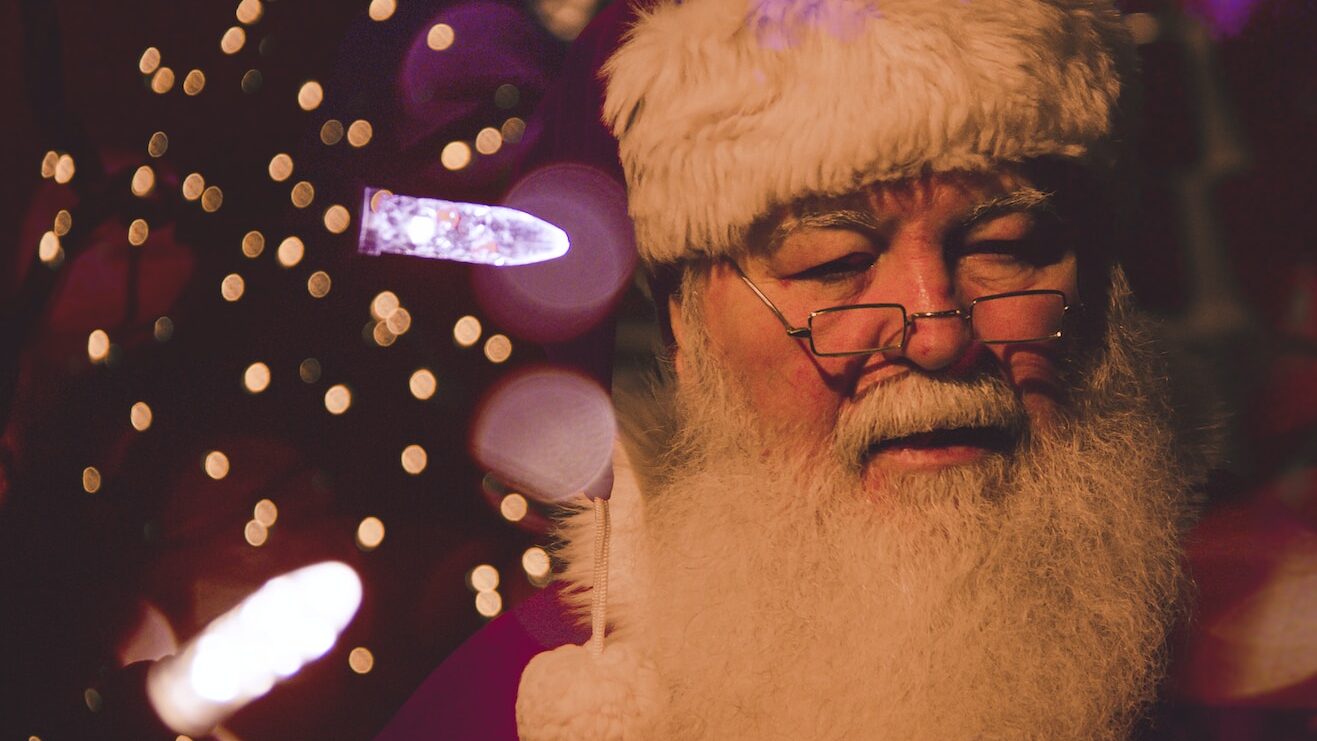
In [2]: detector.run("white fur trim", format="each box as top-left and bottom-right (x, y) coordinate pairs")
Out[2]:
(515, 642), (662, 740)
(602, 0), (1135, 264)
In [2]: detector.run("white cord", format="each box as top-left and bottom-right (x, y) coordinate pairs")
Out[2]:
(589, 497), (611, 657)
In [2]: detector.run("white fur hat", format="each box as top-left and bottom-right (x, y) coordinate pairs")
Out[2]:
(601, 0), (1135, 265)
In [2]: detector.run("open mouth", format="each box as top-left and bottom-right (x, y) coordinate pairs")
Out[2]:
(865, 425), (1018, 459)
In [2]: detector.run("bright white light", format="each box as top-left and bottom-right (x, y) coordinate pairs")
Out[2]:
(148, 562), (362, 736)
(405, 215), (437, 245)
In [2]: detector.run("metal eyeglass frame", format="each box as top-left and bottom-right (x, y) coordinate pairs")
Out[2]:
(732, 263), (1078, 358)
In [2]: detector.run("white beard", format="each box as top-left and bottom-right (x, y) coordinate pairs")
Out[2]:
(554, 274), (1203, 740)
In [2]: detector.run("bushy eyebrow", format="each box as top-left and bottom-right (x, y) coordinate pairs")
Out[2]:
(761, 207), (880, 255)
(963, 188), (1055, 228)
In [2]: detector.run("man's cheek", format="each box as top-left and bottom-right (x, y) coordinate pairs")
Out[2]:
(996, 345), (1069, 421)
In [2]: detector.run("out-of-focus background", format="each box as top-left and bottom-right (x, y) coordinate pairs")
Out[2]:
(0, 0), (1312, 738)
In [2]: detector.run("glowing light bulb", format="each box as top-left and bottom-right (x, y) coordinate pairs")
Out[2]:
(404, 215), (437, 245)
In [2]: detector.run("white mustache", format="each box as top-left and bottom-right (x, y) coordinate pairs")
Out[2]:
(833, 372), (1027, 467)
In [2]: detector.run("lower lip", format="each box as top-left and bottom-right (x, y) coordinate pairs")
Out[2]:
(866, 444), (993, 471)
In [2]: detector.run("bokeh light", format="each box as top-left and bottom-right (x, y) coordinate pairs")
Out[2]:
(221, 26), (247, 54)
(38, 231), (63, 265)
(297, 81), (324, 111)
(426, 23), (455, 51)
(475, 591), (502, 618)
(139, 47), (161, 75)
(268, 153), (293, 182)
(151, 67), (175, 94)
(320, 119), (344, 145)
(453, 315), (481, 347)
(371, 321), (397, 347)
(201, 186), (224, 212)
(368, 0), (397, 21)
(291, 181), (315, 208)
(204, 451), (230, 480)
(370, 292), (399, 319)
(483, 334), (511, 363)
(154, 317), (174, 342)
(53, 209), (72, 236)
(132, 165), (156, 196)
(356, 517), (385, 551)
(385, 308), (411, 335)
(130, 401), (154, 431)
(54, 154), (76, 184)
(307, 271), (332, 298)
(408, 369), (436, 400)
(324, 384), (351, 414)
(522, 546), (551, 578)
(400, 444), (427, 474)
(128, 219), (150, 246)
(474, 127), (503, 155)
(440, 141), (471, 171)
(368, 189), (392, 212)
(83, 466), (102, 493)
(244, 520), (269, 547)
(494, 83), (519, 109)
(241, 69), (263, 93)
(299, 358), (322, 383)
(182, 173), (205, 200)
(242, 230), (265, 258)
(499, 493), (527, 522)
(236, 0), (263, 25)
(243, 362), (271, 393)
(40, 150), (58, 178)
(501, 117), (526, 144)
(253, 499), (278, 527)
(183, 69), (206, 96)
(221, 273), (245, 302)
(323, 205), (350, 234)
(470, 564), (499, 592)
(277, 236), (305, 267)
(346, 120), (373, 147)
(148, 131), (169, 157)
(348, 647), (375, 674)
(87, 329), (110, 362)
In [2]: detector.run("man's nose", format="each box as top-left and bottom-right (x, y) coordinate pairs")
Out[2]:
(899, 308), (973, 371)
(871, 248), (973, 372)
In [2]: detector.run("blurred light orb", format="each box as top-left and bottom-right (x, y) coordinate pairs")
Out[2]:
(472, 164), (637, 343)
(403, 214), (436, 245)
(132, 165), (156, 196)
(242, 230), (265, 258)
(39, 231), (63, 265)
(139, 46), (162, 75)
(348, 647), (375, 674)
(276, 236), (305, 267)
(409, 369), (437, 400)
(241, 69), (263, 93)
(494, 83), (519, 110)
(369, 0), (397, 21)
(87, 329), (110, 362)
(41, 150), (58, 178)
(1126, 12), (1160, 45)
(474, 127), (503, 155)
(83, 466), (102, 493)
(243, 362), (271, 393)
(475, 590), (502, 618)
(54, 154), (76, 184)
(452, 315), (481, 347)
(151, 67), (175, 94)
(371, 321), (397, 347)
(236, 0), (263, 25)
(84, 688), (103, 713)
(471, 368), (615, 503)
(204, 451), (231, 480)
(499, 493), (527, 522)
(268, 153), (293, 182)
(440, 141), (471, 171)
(154, 316), (175, 342)
(221, 273), (246, 302)
(320, 119), (344, 145)
(324, 384), (352, 414)
(347, 120), (373, 147)
(221, 26), (247, 54)
(386, 308), (412, 335)
(483, 334), (511, 363)
(182, 173), (205, 200)
(534, 0), (596, 40)
(254, 499), (278, 527)
(54, 209), (72, 235)
(370, 291), (400, 320)
(356, 517), (385, 550)
(426, 23), (455, 50)
(244, 520), (269, 547)
(131, 401), (154, 431)
(307, 271), (332, 298)
(522, 547), (550, 578)
(183, 69), (206, 96)
(291, 181), (315, 208)
(148, 131), (169, 157)
(201, 186), (224, 212)
(501, 117), (526, 144)
(470, 564), (499, 592)
(128, 219), (150, 246)
(299, 358), (322, 383)
(297, 81), (324, 111)
(401, 444), (427, 474)
(323, 205), (351, 234)
(369, 189), (393, 213)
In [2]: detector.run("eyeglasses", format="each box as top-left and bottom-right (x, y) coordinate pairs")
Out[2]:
(733, 264), (1078, 358)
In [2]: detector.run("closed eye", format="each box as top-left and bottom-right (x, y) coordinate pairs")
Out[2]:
(955, 238), (1065, 268)
(790, 252), (876, 282)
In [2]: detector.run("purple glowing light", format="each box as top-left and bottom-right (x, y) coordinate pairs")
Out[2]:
(472, 163), (636, 343)
(357, 189), (568, 266)
(471, 368), (614, 503)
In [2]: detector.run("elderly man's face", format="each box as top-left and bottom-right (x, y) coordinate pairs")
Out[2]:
(672, 169), (1080, 494)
